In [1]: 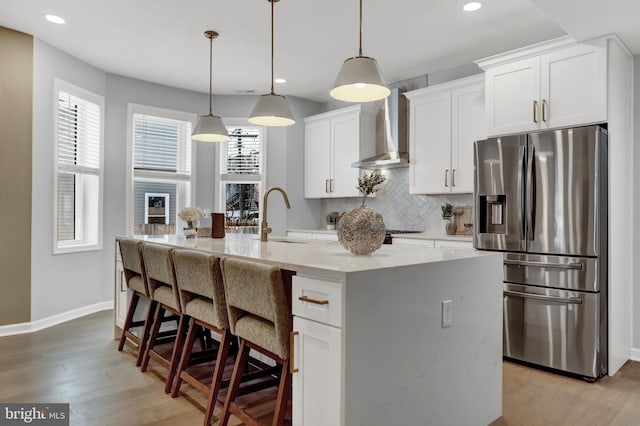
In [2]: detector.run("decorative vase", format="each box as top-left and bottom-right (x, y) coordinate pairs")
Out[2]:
(337, 206), (386, 255)
(446, 222), (457, 235)
(442, 217), (452, 235)
(183, 220), (198, 238)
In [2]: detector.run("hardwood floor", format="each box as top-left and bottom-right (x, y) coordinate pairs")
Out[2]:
(1, 310), (640, 425)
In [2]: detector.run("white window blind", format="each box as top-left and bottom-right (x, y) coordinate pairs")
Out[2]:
(54, 83), (104, 252)
(133, 114), (192, 176)
(221, 128), (262, 175)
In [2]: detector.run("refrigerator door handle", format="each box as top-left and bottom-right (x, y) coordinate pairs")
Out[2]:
(504, 290), (583, 305)
(526, 144), (536, 240)
(504, 259), (583, 270)
(519, 143), (526, 242)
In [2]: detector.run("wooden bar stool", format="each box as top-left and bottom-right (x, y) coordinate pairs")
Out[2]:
(219, 257), (292, 426)
(171, 249), (231, 426)
(140, 243), (188, 394)
(117, 238), (155, 367)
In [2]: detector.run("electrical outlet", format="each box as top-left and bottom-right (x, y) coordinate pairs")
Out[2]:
(442, 299), (453, 328)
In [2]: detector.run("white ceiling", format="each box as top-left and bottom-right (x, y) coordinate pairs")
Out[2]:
(0, 0), (637, 103)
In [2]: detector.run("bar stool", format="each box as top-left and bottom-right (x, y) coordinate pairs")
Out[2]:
(171, 249), (231, 426)
(117, 238), (154, 367)
(140, 243), (188, 394)
(218, 257), (292, 426)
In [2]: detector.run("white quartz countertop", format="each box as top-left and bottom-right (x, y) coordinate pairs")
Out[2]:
(130, 233), (492, 275)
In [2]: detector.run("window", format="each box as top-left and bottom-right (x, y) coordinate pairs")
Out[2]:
(128, 105), (196, 235)
(218, 125), (265, 234)
(53, 80), (104, 253)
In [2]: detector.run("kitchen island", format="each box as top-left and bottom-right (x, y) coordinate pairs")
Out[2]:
(123, 234), (503, 426)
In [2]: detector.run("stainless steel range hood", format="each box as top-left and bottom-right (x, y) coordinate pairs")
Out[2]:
(352, 87), (408, 169)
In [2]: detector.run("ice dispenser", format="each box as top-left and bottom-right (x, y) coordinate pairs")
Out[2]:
(478, 195), (507, 234)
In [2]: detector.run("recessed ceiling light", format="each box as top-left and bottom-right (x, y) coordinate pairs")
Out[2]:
(463, 2), (482, 12)
(44, 14), (66, 24)
(274, 78), (286, 84)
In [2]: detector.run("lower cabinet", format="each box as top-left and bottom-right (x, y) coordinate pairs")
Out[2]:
(291, 274), (343, 425)
(292, 316), (342, 426)
(114, 242), (127, 331)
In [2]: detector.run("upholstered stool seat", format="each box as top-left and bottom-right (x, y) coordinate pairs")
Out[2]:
(140, 243), (188, 394)
(117, 238), (155, 367)
(219, 257), (292, 426)
(171, 249), (231, 426)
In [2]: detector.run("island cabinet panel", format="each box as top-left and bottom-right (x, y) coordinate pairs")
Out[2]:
(292, 316), (342, 426)
(480, 37), (607, 136)
(114, 242), (127, 331)
(406, 74), (484, 194)
(292, 274), (343, 426)
(303, 104), (376, 199)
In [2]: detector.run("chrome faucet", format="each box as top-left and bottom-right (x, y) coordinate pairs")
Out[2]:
(261, 187), (291, 242)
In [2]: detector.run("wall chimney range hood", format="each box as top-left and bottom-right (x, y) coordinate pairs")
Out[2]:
(352, 87), (409, 169)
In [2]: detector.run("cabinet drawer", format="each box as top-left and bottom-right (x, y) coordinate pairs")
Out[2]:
(292, 275), (342, 328)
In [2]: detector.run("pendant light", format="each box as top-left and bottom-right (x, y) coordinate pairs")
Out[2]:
(192, 30), (229, 142)
(249, 0), (295, 127)
(330, 0), (390, 103)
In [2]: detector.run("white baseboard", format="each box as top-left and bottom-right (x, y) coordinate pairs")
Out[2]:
(630, 348), (640, 362)
(0, 301), (113, 337)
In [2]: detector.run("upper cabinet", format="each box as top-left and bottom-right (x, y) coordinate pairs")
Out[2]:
(405, 74), (485, 194)
(304, 105), (376, 199)
(478, 37), (607, 136)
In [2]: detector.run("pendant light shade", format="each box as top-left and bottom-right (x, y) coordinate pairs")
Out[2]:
(250, 93), (295, 126)
(248, 0), (295, 127)
(192, 114), (229, 142)
(330, 56), (390, 102)
(330, 0), (390, 102)
(192, 30), (229, 142)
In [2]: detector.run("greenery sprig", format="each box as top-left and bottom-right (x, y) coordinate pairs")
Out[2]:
(357, 170), (386, 205)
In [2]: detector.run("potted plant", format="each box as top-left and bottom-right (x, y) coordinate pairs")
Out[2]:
(441, 203), (456, 235)
(326, 213), (337, 230)
(178, 207), (204, 238)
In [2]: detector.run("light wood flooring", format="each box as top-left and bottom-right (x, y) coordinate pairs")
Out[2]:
(1, 310), (640, 425)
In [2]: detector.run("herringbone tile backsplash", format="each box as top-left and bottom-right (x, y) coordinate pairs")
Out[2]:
(320, 168), (473, 233)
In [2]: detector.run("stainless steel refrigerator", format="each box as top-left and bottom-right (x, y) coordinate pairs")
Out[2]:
(474, 125), (608, 380)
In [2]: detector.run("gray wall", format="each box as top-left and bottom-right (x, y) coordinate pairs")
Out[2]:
(29, 40), (322, 321)
(32, 39), (108, 321)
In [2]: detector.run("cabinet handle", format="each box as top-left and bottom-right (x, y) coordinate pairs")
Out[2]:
(120, 271), (126, 292)
(325, 179), (330, 193)
(452, 169), (456, 187)
(533, 100), (538, 123)
(298, 295), (329, 305)
(542, 99), (547, 122)
(444, 169), (449, 187)
(330, 179), (334, 193)
(290, 331), (299, 373)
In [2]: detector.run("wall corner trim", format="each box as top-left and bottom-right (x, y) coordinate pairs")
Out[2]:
(0, 301), (113, 337)
(630, 348), (640, 362)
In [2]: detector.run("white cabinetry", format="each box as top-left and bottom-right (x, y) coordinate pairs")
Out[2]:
(291, 275), (342, 426)
(304, 105), (376, 198)
(114, 241), (127, 332)
(405, 75), (485, 194)
(480, 37), (607, 136)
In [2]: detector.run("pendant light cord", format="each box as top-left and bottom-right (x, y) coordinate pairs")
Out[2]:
(270, 0), (275, 95)
(358, 0), (363, 56)
(208, 34), (213, 115)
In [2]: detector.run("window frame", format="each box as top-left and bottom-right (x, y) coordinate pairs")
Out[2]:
(214, 119), (267, 226)
(52, 79), (105, 254)
(126, 104), (197, 235)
